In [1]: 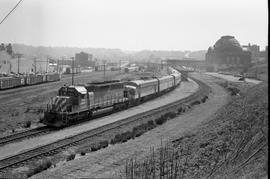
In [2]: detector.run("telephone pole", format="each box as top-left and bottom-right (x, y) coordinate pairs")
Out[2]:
(15, 53), (22, 74)
(103, 60), (106, 81)
(34, 57), (37, 74)
(57, 59), (59, 73)
(71, 57), (74, 85)
(46, 56), (49, 73)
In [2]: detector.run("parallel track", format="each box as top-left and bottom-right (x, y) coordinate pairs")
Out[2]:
(0, 77), (210, 173)
(0, 127), (53, 147)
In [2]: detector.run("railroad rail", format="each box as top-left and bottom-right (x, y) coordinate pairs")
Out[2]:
(0, 77), (210, 173)
(0, 127), (53, 147)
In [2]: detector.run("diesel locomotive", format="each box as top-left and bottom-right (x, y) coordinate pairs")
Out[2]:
(43, 69), (181, 127)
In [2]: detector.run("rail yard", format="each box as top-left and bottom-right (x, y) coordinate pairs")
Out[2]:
(0, 0), (267, 178)
(0, 66), (267, 178)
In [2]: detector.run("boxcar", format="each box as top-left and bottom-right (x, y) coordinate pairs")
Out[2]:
(25, 75), (43, 85)
(45, 73), (60, 82)
(0, 77), (21, 89)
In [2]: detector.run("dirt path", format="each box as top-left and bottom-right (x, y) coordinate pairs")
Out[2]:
(32, 72), (229, 179)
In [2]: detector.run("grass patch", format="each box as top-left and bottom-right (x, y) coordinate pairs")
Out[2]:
(27, 159), (52, 177)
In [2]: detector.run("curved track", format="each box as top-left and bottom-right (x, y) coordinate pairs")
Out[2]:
(0, 77), (210, 173)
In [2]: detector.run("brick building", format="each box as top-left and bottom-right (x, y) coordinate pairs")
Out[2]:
(75, 52), (94, 67)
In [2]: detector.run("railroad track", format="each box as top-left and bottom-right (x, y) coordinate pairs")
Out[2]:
(0, 77), (210, 173)
(0, 127), (53, 147)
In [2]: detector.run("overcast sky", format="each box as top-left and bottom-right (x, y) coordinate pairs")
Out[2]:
(0, 0), (268, 51)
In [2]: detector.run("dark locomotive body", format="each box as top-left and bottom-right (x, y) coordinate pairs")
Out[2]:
(43, 69), (181, 127)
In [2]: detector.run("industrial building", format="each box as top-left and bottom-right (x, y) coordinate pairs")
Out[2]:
(75, 52), (94, 67)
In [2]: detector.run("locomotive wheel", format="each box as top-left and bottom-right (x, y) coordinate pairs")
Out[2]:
(88, 111), (93, 119)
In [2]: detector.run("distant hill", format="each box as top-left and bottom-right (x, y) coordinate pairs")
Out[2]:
(12, 44), (127, 61)
(12, 44), (206, 62)
(132, 50), (186, 61)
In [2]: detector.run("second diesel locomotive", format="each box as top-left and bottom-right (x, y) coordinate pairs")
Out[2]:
(43, 70), (181, 127)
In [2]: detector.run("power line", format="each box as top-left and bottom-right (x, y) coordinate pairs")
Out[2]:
(0, 0), (24, 25)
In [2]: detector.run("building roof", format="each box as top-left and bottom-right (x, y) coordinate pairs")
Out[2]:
(213, 35), (242, 52)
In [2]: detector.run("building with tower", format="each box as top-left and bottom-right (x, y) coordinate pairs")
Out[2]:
(205, 35), (252, 72)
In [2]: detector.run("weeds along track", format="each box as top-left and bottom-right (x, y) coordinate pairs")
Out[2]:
(0, 127), (53, 147)
(0, 78), (210, 173)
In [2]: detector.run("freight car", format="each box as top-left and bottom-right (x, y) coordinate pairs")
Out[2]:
(43, 69), (181, 127)
(0, 73), (61, 90)
(0, 76), (21, 89)
(25, 74), (43, 85)
(45, 73), (61, 82)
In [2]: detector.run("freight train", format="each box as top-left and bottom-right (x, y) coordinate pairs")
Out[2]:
(0, 73), (60, 90)
(43, 70), (181, 127)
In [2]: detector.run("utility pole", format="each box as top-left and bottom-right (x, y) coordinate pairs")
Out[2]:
(103, 60), (106, 81)
(34, 57), (37, 74)
(15, 53), (22, 74)
(61, 56), (64, 74)
(17, 55), (20, 74)
(71, 57), (74, 85)
(46, 56), (49, 73)
(57, 59), (59, 73)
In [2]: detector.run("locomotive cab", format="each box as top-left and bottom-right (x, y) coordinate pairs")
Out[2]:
(47, 85), (90, 113)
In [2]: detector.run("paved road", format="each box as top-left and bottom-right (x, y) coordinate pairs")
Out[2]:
(205, 72), (262, 84)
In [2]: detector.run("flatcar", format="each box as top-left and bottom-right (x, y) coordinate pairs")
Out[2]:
(43, 68), (182, 127)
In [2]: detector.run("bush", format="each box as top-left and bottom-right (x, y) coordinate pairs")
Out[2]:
(27, 159), (52, 177)
(99, 140), (109, 148)
(91, 143), (102, 151)
(227, 87), (240, 96)
(190, 100), (201, 106)
(132, 127), (145, 138)
(66, 153), (76, 161)
(164, 112), (177, 119)
(155, 115), (167, 125)
(178, 107), (183, 114)
(201, 96), (208, 103)
(110, 134), (122, 144)
(24, 121), (31, 128)
(80, 150), (86, 156)
(147, 120), (156, 129)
